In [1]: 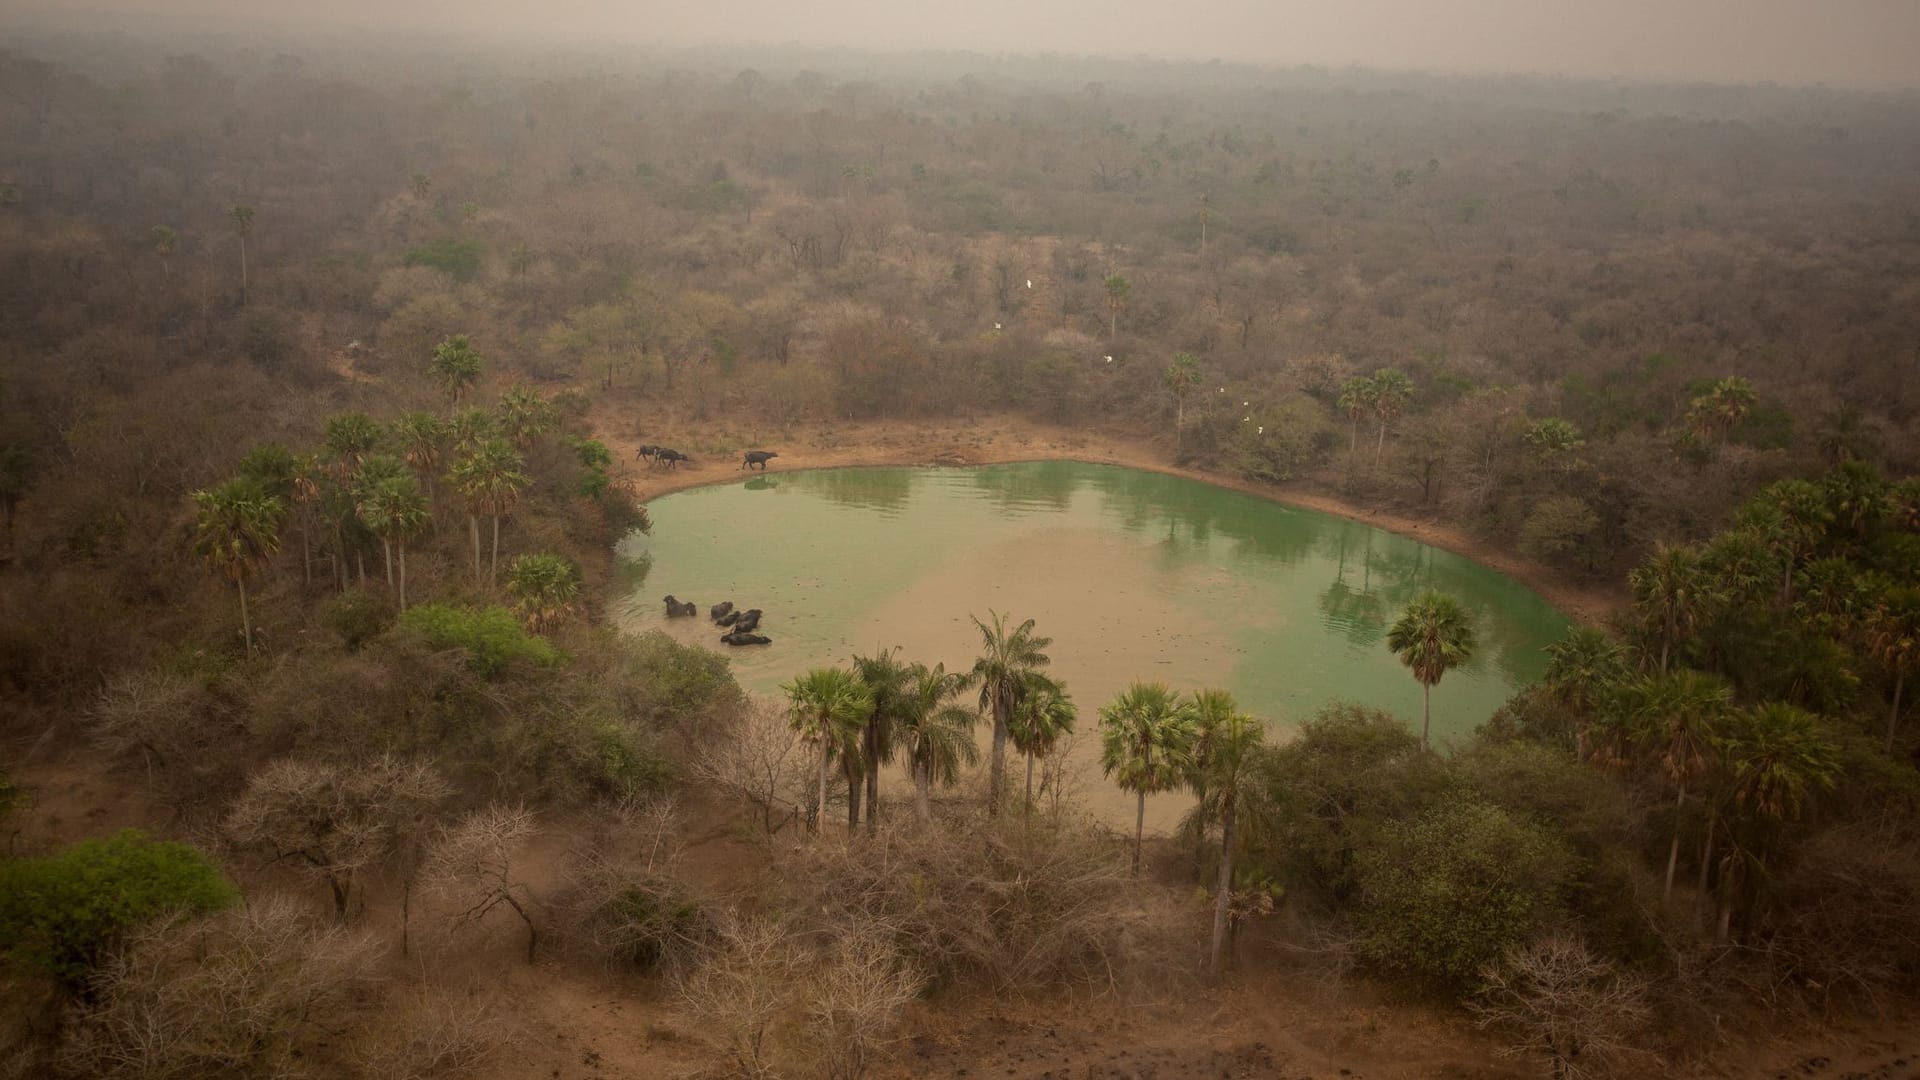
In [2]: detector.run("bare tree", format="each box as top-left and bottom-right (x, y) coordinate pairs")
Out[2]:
(674, 915), (805, 1080)
(425, 805), (541, 963)
(225, 756), (450, 922)
(1471, 936), (1655, 1079)
(696, 700), (808, 838)
(805, 923), (924, 1080)
(552, 798), (713, 972)
(347, 984), (508, 1080)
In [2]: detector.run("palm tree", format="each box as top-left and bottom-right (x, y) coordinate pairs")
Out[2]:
(1629, 543), (1707, 673)
(1822, 460), (1888, 543)
(431, 335), (483, 407)
(784, 668), (874, 835)
(969, 611), (1052, 816)
(1626, 670), (1731, 899)
(1386, 590), (1477, 751)
(497, 386), (557, 448)
(1687, 376), (1756, 445)
(392, 413), (449, 489)
(1163, 352), (1202, 454)
(895, 662), (981, 825)
(1186, 692), (1263, 980)
(1522, 417), (1584, 468)
(1103, 273), (1130, 339)
(229, 203), (254, 302)
(1861, 587), (1920, 752)
(1336, 375), (1376, 455)
(506, 553), (581, 632)
(447, 438), (529, 588)
(1543, 627), (1629, 757)
(151, 225), (177, 278)
(192, 478), (284, 653)
(359, 470), (429, 609)
(446, 408), (498, 456)
(851, 648), (913, 832)
(1736, 480), (1830, 602)
(1008, 673), (1076, 812)
(323, 412), (384, 491)
(351, 455), (410, 589)
(1100, 682), (1198, 875)
(1712, 702), (1840, 941)
(1369, 368), (1414, 465)
(286, 451), (323, 587)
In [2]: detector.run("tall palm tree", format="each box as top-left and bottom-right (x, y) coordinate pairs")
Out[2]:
(447, 438), (529, 588)
(1369, 368), (1414, 465)
(1627, 670), (1732, 899)
(1103, 273), (1130, 339)
(497, 386), (557, 448)
(431, 335), (483, 407)
(1737, 479), (1830, 601)
(323, 412), (383, 483)
(1336, 375), (1376, 456)
(969, 611), (1052, 816)
(1163, 352), (1202, 454)
(895, 662), (980, 825)
(851, 649), (913, 832)
(359, 470), (429, 609)
(1629, 543), (1708, 673)
(287, 451), (323, 587)
(392, 413), (449, 505)
(1861, 587), (1920, 752)
(229, 203), (254, 302)
(1187, 692), (1263, 980)
(351, 455), (411, 589)
(506, 553), (581, 632)
(1008, 673), (1076, 812)
(446, 408), (498, 456)
(784, 668), (874, 835)
(1386, 590), (1477, 751)
(1822, 460), (1888, 543)
(192, 478), (284, 654)
(1099, 682), (1198, 875)
(1543, 627), (1629, 757)
(1712, 702), (1840, 941)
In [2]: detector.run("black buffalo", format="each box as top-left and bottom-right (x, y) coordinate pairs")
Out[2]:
(732, 609), (763, 633)
(717, 609), (744, 627)
(662, 595), (697, 617)
(635, 444), (659, 461)
(721, 630), (771, 646)
(709, 601), (734, 622)
(654, 448), (690, 470)
(740, 450), (779, 471)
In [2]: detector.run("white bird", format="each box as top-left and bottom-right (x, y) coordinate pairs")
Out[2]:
(1217, 387), (1224, 393)
(1026, 279), (1032, 288)
(1104, 355), (1114, 363)
(1242, 401), (1249, 407)
(994, 323), (1002, 330)
(1242, 415), (1251, 422)
(1258, 426), (1265, 435)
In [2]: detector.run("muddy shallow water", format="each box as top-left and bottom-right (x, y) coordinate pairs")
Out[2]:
(615, 462), (1571, 826)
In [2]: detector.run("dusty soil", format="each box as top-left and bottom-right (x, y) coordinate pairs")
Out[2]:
(594, 409), (1626, 627)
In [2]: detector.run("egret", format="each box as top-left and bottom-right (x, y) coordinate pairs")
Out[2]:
(1242, 401), (1249, 407)
(1104, 355), (1114, 363)
(994, 322), (1002, 330)
(1217, 387), (1224, 393)
(1026, 279), (1032, 288)
(1242, 415), (1251, 422)
(1258, 426), (1265, 435)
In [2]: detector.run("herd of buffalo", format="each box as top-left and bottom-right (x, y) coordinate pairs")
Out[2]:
(646, 443), (782, 646)
(661, 596), (771, 646)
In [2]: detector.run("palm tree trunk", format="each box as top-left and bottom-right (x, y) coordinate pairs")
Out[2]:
(865, 746), (880, 835)
(1782, 557), (1794, 603)
(1375, 419), (1387, 464)
(1175, 398), (1185, 453)
(1024, 753), (1035, 815)
(238, 238), (248, 303)
(1132, 790), (1146, 876)
(1421, 683), (1431, 751)
(1209, 794), (1236, 981)
(1696, 807), (1716, 921)
(468, 514), (481, 583)
(987, 697), (1008, 817)
(914, 762), (931, 825)
(382, 537), (394, 589)
(815, 744), (829, 835)
(490, 515), (501, 588)
(237, 577), (253, 653)
(397, 540), (408, 610)
(1663, 781), (1686, 900)
(301, 523), (311, 587)
(846, 766), (862, 831)
(1888, 670), (1905, 754)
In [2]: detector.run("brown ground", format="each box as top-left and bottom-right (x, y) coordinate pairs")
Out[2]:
(595, 409), (1626, 627)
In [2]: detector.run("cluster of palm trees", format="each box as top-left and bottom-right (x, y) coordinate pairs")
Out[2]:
(190, 337), (575, 651)
(1683, 375), (1758, 446)
(782, 612), (1070, 833)
(1336, 368), (1416, 465)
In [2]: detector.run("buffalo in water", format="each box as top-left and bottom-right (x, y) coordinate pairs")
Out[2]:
(721, 630), (771, 646)
(709, 601), (734, 622)
(717, 610), (745, 627)
(740, 450), (778, 471)
(662, 595), (697, 617)
(731, 609), (763, 633)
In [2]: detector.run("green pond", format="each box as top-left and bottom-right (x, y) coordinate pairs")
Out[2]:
(615, 461), (1572, 824)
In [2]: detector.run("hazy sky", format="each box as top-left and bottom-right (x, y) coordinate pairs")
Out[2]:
(22, 0), (1920, 86)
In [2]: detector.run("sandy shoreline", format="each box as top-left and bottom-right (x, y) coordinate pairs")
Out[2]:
(592, 409), (1626, 626)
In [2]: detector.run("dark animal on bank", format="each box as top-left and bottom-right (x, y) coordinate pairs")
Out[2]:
(654, 448), (689, 470)
(740, 450), (779, 471)
(732, 609), (763, 633)
(635, 444), (658, 462)
(709, 601), (734, 622)
(662, 595), (697, 617)
(721, 630), (772, 646)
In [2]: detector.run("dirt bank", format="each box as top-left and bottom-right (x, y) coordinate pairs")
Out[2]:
(593, 409), (1626, 627)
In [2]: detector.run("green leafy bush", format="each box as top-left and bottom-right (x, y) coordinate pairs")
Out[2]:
(404, 236), (486, 281)
(397, 604), (558, 676)
(320, 589), (396, 651)
(0, 830), (236, 987)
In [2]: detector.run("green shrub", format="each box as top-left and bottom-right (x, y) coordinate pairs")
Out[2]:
(321, 589), (396, 651)
(1354, 801), (1572, 993)
(0, 830), (236, 988)
(397, 604), (558, 676)
(404, 236), (486, 281)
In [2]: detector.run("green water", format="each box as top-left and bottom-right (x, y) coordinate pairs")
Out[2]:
(616, 462), (1571, 819)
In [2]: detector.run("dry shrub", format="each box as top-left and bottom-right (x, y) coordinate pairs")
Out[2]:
(1762, 823), (1920, 1009)
(674, 915), (804, 1080)
(805, 921), (924, 1080)
(345, 983), (505, 1080)
(794, 819), (1189, 993)
(550, 797), (715, 972)
(58, 895), (384, 1080)
(1471, 936), (1654, 1080)
(90, 666), (240, 805)
(693, 700), (811, 839)
(423, 805), (540, 962)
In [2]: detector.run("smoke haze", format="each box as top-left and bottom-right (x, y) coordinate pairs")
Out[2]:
(12, 0), (1920, 86)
